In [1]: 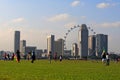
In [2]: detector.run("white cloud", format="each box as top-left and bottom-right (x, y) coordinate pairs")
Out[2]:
(12, 17), (25, 23)
(48, 13), (70, 22)
(1, 17), (27, 29)
(102, 21), (120, 27)
(64, 22), (77, 28)
(71, 1), (80, 7)
(81, 16), (86, 19)
(96, 3), (110, 8)
(94, 21), (120, 28)
(96, 2), (120, 8)
(111, 3), (120, 6)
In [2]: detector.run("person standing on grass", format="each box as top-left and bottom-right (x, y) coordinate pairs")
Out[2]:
(59, 55), (62, 62)
(7, 54), (10, 60)
(4, 52), (7, 60)
(106, 52), (110, 66)
(16, 50), (20, 63)
(49, 51), (52, 63)
(101, 52), (106, 64)
(31, 51), (36, 63)
(54, 52), (57, 61)
(11, 53), (15, 60)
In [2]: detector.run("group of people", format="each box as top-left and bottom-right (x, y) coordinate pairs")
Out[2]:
(3, 50), (36, 63)
(48, 51), (63, 63)
(101, 52), (110, 66)
(3, 53), (15, 61)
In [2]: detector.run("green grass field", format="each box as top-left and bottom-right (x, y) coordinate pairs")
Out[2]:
(0, 60), (120, 80)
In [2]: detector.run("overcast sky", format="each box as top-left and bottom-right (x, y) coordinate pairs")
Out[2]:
(0, 0), (120, 53)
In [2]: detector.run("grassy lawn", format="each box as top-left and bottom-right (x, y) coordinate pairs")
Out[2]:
(0, 60), (120, 80)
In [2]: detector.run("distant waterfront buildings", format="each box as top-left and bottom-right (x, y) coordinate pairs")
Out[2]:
(14, 31), (20, 53)
(78, 24), (88, 59)
(88, 34), (108, 57)
(47, 35), (64, 58)
(24, 46), (36, 54)
(36, 49), (43, 59)
(12, 26), (108, 59)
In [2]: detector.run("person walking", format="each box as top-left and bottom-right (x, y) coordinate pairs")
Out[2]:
(54, 52), (57, 61)
(4, 52), (7, 60)
(101, 52), (106, 64)
(16, 50), (20, 63)
(31, 51), (36, 63)
(49, 51), (52, 63)
(11, 53), (15, 60)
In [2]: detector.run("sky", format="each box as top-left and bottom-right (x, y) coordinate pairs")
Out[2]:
(0, 0), (120, 53)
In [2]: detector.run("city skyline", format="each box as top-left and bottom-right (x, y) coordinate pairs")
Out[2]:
(0, 0), (120, 53)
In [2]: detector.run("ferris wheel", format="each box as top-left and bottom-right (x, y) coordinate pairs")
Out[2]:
(63, 24), (96, 50)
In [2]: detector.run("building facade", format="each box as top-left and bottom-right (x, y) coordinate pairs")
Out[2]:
(54, 38), (64, 57)
(24, 46), (36, 54)
(20, 40), (26, 54)
(47, 35), (55, 57)
(71, 43), (78, 57)
(78, 24), (88, 59)
(96, 34), (108, 57)
(36, 49), (43, 59)
(14, 31), (20, 53)
(88, 35), (96, 56)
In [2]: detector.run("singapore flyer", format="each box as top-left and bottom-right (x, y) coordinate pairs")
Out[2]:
(63, 24), (97, 58)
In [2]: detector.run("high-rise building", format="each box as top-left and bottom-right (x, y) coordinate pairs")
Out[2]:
(20, 40), (26, 54)
(14, 31), (20, 53)
(78, 24), (88, 59)
(54, 38), (64, 56)
(88, 35), (96, 56)
(71, 43), (78, 57)
(47, 35), (55, 57)
(96, 34), (108, 57)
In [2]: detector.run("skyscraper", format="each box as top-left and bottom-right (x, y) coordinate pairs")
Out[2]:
(20, 40), (26, 54)
(71, 43), (78, 57)
(47, 35), (55, 57)
(88, 35), (96, 56)
(78, 24), (88, 59)
(14, 31), (20, 53)
(96, 34), (108, 57)
(54, 38), (64, 56)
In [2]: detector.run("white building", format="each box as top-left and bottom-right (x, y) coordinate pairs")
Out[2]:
(20, 40), (26, 54)
(71, 43), (78, 57)
(47, 35), (55, 57)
